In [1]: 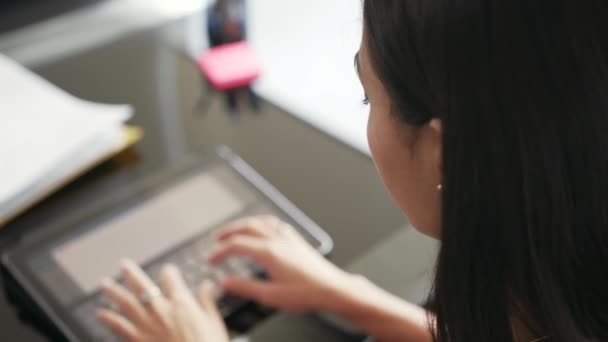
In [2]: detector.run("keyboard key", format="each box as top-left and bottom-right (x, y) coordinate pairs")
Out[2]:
(218, 295), (247, 317)
(74, 299), (119, 341)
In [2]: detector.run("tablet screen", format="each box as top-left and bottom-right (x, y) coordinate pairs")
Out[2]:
(52, 172), (245, 294)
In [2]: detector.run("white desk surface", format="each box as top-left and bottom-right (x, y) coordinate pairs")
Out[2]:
(249, 0), (370, 155)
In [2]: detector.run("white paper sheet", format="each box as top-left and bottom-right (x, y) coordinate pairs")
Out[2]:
(0, 54), (132, 223)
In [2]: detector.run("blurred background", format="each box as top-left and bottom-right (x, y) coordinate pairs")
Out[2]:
(0, 1), (438, 341)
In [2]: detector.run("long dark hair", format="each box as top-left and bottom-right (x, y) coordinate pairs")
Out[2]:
(363, 1), (608, 341)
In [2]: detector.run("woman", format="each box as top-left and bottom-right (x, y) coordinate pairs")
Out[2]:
(97, 1), (608, 341)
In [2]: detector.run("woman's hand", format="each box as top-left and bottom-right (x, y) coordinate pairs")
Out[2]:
(97, 260), (229, 342)
(209, 216), (350, 313)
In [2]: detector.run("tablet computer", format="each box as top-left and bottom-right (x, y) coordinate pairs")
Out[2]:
(2, 146), (333, 341)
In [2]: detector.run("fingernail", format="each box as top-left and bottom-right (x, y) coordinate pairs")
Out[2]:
(206, 281), (223, 298)
(100, 278), (114, 289)
(201, 280), (213, 290)
(120, 259), (132, 270)
(209, 249), (224, 264)
(96, 309), (106, 318)
(218, 277), (232, 289)
(162, 263), (178, 274)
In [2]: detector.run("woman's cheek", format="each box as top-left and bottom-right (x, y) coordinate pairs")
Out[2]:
(367, 109), (381, 161)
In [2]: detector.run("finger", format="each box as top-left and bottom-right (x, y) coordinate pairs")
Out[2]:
(100, 278), (149, 327)
(259, 215), (281, 227)
(197, 281), (222, 321)
(121, 259), (158, 295)
(217, 217), (276, 241)
(208, 236), (269, 266)
(97, 308), (140, 342)
(278, 223), (305, 240)
(120, 260), (171, 327)
(216, 225), (267, 242)
(159, 264), (193, 303)
(220, 277), (281, 306)
(222, 278), (316, 312)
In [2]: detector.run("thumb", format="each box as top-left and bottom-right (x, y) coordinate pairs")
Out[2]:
(221, 277), (316, 311)
(220, 277), (285, 307)
(197, 281), (223, 322)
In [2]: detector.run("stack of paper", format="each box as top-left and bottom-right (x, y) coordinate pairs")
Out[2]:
(0, 54), (135, 226)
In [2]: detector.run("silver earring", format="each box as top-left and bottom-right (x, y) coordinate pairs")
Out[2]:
(437, 184), (443, 191)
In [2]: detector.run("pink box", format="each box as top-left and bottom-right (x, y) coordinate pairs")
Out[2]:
(197, 41), (263, 91)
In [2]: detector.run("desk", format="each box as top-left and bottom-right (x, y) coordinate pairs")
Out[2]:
(0, 0), (369, 155)
(0, 4), (433, 341)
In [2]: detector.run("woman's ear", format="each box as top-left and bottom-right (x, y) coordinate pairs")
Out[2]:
(428, 118), (443, 182)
